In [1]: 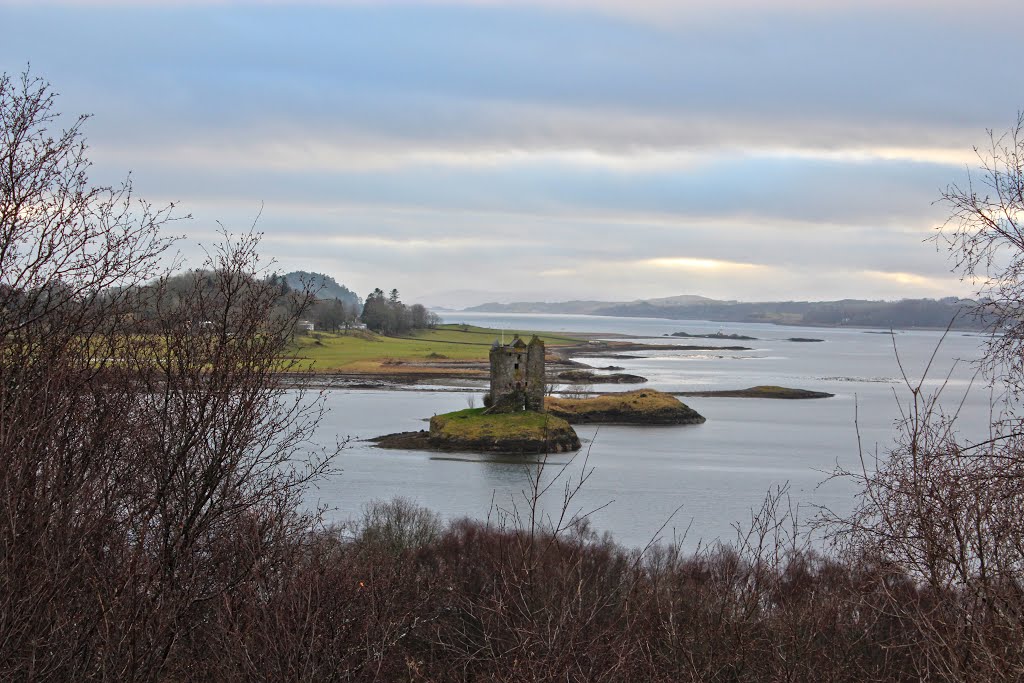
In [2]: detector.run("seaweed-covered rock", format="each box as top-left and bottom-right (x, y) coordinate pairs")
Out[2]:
(546, 390), (705, 425)
(676, 385), (833, 399)
(370, 430), (433, 450)
(557, 369), (647, 384)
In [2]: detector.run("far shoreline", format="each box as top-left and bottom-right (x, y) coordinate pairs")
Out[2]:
(441, 310), (989, 334)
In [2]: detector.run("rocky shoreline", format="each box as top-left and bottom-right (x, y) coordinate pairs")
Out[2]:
(279, 339), (833, 406)
(370, 429), (580, 454)
(278, 338), (755, 389)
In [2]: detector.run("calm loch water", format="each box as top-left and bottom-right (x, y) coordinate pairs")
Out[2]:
(309, 313), (991, 550)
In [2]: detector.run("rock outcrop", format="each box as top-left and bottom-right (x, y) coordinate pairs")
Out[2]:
(546, 390), (705, 425)
(556, 369), (647, 384)
(675, 385), (833, 399)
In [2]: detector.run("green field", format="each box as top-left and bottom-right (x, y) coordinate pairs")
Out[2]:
(287, 324), (582, 373)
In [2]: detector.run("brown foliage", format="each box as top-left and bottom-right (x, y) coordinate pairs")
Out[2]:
(189, 496), (928, 682)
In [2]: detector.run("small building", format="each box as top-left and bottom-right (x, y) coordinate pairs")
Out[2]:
(487, 334), (545, 413)
(297, 320), (315, 332)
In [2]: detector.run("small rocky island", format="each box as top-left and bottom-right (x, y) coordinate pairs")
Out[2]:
(434, 406), (580, 451)
(675, 385), (833, 399)
(374, 335), (579, 453)
(547, 389), (705, 425)
(372, 335), (706, 454)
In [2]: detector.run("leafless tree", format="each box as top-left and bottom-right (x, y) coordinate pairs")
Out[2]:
(561, 381), (594, 399)
(940, 112), (1024, 399)
(819, 114), (1024, 681)
(0, 69), (337, 681)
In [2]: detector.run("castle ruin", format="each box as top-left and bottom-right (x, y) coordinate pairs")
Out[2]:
(487, 334), (545, 413)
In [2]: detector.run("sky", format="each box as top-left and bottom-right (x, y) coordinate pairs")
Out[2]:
(3, 0), (1023, 308)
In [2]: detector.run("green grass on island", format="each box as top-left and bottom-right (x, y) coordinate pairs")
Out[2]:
(286, 324), (582, 373)
(429, 407), (581, 453)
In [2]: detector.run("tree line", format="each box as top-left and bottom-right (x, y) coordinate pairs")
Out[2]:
(273, 273), (441, 334)
(359, 286), (440, 335)
(296, 284), (440, 334)
(114, 269), (442, 336)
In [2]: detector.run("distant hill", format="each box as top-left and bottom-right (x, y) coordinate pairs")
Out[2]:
(284, 271), (360, 306)
(464, 295), (721, 315)
(638, 294), (721, 307)
(465, 295), (988, 330)
(463, 300), (619, 315)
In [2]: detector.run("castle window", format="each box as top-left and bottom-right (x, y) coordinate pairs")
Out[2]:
(514, 363), (519, 369)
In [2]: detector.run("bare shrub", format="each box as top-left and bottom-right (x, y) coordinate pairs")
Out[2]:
(357, 497), (444, 555)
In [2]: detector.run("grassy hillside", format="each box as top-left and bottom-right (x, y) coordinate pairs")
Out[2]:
(287, 324), (581, 373)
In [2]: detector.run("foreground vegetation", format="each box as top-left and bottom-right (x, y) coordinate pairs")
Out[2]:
(161, 494), (1012, 682)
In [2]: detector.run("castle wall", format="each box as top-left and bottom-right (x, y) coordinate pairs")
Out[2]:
(488, 336), (545, 413)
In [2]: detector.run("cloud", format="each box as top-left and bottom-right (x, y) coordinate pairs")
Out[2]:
(103, 143), (957, 230)
(639, 257), (766, 272)
(7, 3), (1020, 150)
(1, 0), (1015, 304)
(266, 233), (536, 250)
(4, 0), (1021, 19)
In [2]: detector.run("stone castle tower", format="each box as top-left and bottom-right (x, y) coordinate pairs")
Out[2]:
(487, 334), (545, 413)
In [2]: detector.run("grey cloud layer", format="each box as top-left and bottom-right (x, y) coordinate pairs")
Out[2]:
(10, 4), (1020, 147)
(0, 1), (1016, 302)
